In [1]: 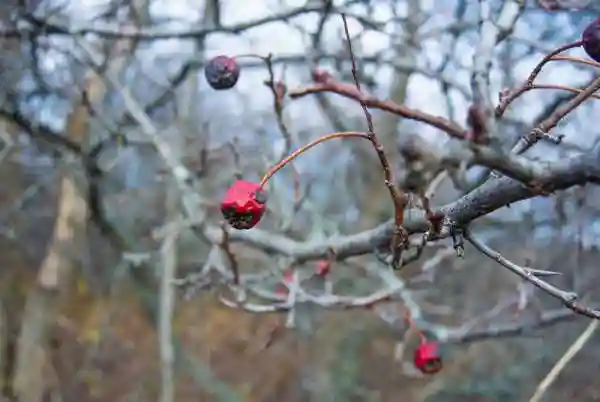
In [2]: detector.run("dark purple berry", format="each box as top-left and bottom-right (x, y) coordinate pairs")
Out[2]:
(582, 18), (600, 62)
(204, 55), (240, 90)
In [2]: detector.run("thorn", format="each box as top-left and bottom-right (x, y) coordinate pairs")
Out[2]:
(564, 292), (578, 302)
(526, 268), (561, 277)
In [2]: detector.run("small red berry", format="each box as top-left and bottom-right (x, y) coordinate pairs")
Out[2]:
(275, 283), (288, 297)
(205, 55), (240, 90)
(315, 260), (331, 277)
(582, 18), (600, 62)
(413, 341), (443, 374)
(282, 269), (295, 283)
(221, 180), (267, 229)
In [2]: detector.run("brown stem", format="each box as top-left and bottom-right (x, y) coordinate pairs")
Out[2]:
(341, 14), (410, 269)
(496, 40), (583, 117)
(259, 131), (369, 187)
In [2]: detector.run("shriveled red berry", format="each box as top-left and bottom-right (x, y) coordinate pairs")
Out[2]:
(582, 18), (600, 62)
(221, 180), (267, 229)
(413, 341), (443, 374)
(205, 55), (240, 90)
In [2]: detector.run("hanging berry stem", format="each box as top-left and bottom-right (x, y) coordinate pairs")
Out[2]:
(405, 308), (427, 344)
(258, 131), (369, 188)
(340, 14), (409, 270)
(548, 55), (600, 69)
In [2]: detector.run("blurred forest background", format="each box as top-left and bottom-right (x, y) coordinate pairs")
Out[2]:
(1, 0), (600, 401)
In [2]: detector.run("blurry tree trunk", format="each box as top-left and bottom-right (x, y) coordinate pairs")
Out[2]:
(11, 0), (148, 396)
(0, 22), (29, 397)
(11, 76), (99, 402)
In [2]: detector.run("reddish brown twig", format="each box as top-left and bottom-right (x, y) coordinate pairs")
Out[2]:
(289, 82), (466, 139)
(550, 55), (600, 69)
(236, 52), (293, 159)
(340, 14), (410, 269)
(519, 84), (600, 101)
(533, 75), (600, 140)
(259, 131), (369, 187)
(262, 53), (293, 159)
(466, 104), (490, 144)
(496, 41), (583, 117)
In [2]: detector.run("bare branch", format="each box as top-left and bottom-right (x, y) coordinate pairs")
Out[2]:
(11, 6), (332, 40)
(465, 229), (600, 319)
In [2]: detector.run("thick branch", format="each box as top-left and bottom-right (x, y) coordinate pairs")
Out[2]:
(203, 144), (600, 261)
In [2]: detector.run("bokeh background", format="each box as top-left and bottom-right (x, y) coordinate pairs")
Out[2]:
(1, 0), (600, 401)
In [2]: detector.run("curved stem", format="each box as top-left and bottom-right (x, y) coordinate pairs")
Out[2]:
(550, 55), (600, 70)
(496, 41), (583, 117)
(523, 84), (600, 100)
(259, 131), (369, 188)
(233, 53), (266, 61)
(405, 308), (428, 343)
(525, 40), (583, 86)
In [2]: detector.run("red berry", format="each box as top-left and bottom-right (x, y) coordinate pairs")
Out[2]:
(413, 341), (443, 374)
(315, 260), (331, 277)
(205, 55), (240, 90)
(582, 18), (600, 62)
(221, 180), (267, 229)
(282, 269), (295, 283)
(275, 283), (289, 297)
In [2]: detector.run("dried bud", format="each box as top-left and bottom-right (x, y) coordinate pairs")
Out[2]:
(466, 104), (489, 144)
(311, 68), (332, 84)
(427, 211), (445, 234)
(274, 81), (287, 101)
(315, 260), (331, 277)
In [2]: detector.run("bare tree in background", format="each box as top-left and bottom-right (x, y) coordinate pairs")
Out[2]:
(1, 0), (600, 401)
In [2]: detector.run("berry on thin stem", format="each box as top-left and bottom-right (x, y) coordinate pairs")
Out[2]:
(413, 341), (443, 374)
(205, 55), (240, 90)
(258, 131), (370, 188)
(405, 309), (443, 374)
(220, 180), (267, 229)
(223, 131), (372, 231)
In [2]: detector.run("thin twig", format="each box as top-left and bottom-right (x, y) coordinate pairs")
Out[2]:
(528, 319), (599, 402)
(158, 207), (178, 402)
(466, 229), (600, 319)
(341, 13), (409, 269)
